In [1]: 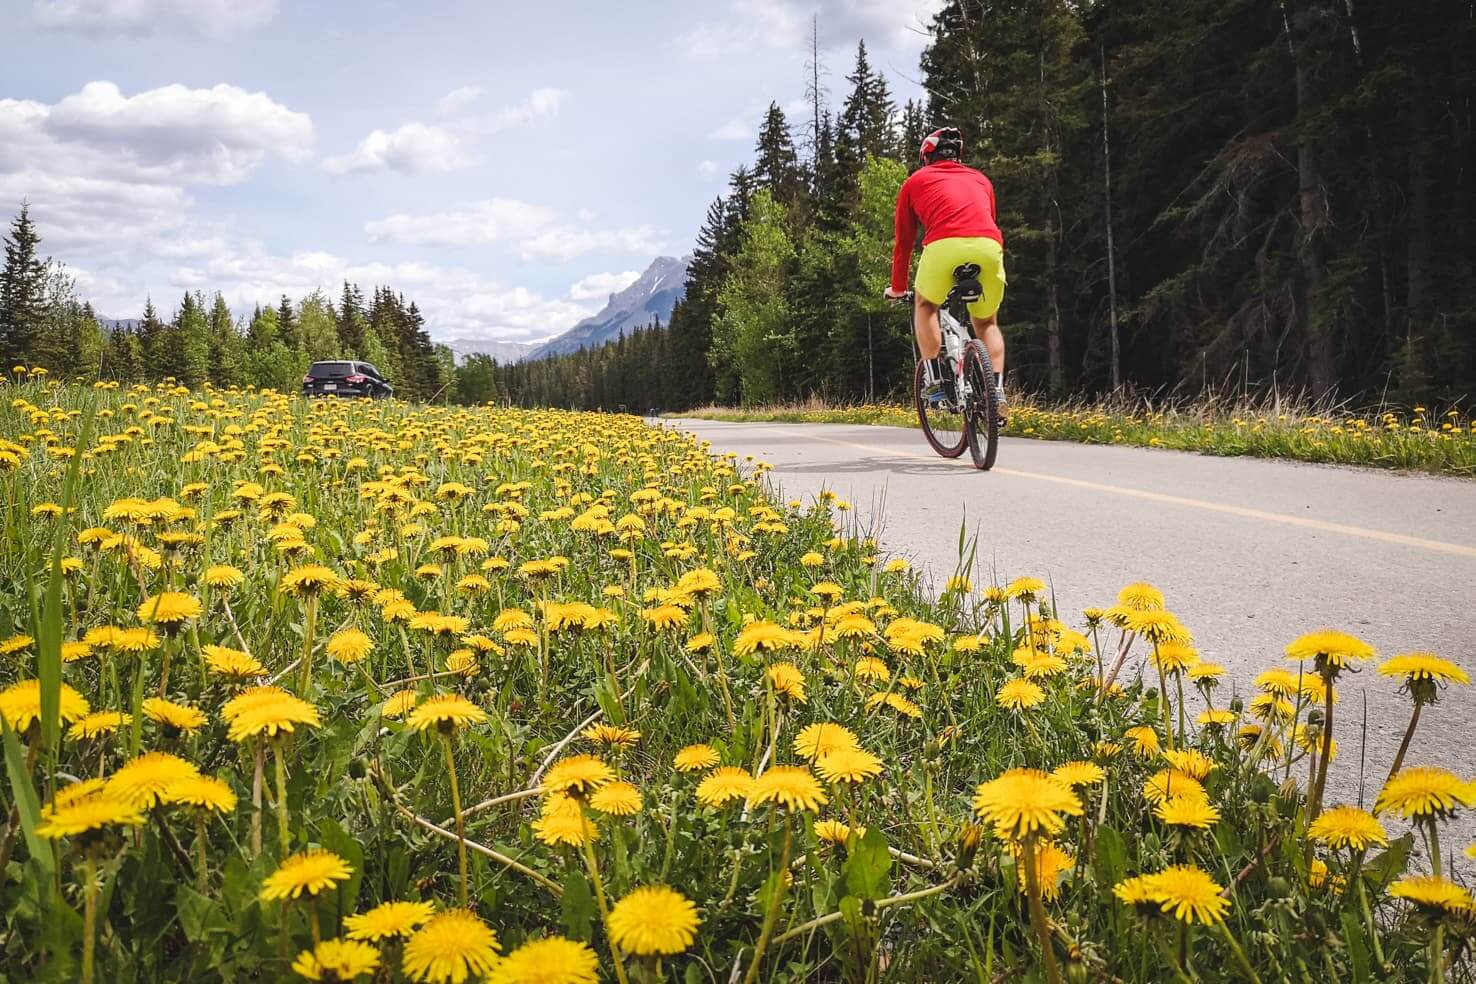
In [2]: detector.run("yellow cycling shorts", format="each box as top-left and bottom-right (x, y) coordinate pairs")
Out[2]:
(915, 236), (1007, 320)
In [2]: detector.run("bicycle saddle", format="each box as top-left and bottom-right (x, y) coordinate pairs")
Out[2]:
(951, 263), (984, 303)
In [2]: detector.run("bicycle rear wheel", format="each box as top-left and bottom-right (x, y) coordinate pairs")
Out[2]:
(913, 358), (966, 458)
(961, 340), (999, 471)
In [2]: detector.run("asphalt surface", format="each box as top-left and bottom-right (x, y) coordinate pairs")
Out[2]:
(675, 418), (1476, 865)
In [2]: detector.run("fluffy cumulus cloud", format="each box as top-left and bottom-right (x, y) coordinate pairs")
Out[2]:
(322, 123), (470, 176)
(364, 198), (664, 261)
(325, 87), (567, 177)
(0, 81), (311, 264)
(33, 0), (278, 37)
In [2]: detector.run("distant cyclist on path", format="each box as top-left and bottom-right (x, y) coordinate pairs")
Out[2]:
(884, 127), (1008, 418)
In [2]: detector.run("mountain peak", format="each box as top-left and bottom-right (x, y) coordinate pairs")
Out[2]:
(529, 255), (691, 360)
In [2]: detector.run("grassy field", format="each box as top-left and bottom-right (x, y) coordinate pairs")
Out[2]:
(672, 395), (1476, 477)
(0, 375), (1472, 983)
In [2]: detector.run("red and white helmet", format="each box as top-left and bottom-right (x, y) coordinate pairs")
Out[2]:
(919, 127), (964, 165)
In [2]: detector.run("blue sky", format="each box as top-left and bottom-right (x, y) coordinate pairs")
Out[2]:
(0, 0), (939, 343)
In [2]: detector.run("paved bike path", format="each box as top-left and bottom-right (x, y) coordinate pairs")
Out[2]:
(674, 418), (1476, 862)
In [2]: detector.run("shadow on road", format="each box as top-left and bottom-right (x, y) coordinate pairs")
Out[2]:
(773, 455), (971, 477)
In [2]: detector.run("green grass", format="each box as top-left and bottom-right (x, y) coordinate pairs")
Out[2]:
(671, 394), (1476, 477)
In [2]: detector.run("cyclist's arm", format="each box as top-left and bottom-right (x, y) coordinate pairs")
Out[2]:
(890, 181), (918, 295)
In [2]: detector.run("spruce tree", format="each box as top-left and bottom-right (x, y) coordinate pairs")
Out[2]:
(0, 204), (47, 368)
(753, 103), (806, 211)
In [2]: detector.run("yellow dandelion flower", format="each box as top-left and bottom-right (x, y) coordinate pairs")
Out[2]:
(327, 628), (374, 664)
(291, 938), (381, 981)
(607, 885), (701, 956)
(972, 768), (1082, 839)
(105, 751), (200, 807)
(996, 677), (1045, 711)
(1375, 766), (1476, 821)
(1308, 805), (1387, 851)
(489, 937), (599, 984)
(590, 780), (643, 816)
(405, 694), (487, 733)
(815, 747), (883, 785)
(543, 755), (615, 797)
(401, 908), (501, 984)
(260, 849), (354, 901)
(344, 900), (436, 941)
(747, 765), (827, 812)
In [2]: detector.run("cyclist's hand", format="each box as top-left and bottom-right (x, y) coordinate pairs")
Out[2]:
(883, 287), (908, 303)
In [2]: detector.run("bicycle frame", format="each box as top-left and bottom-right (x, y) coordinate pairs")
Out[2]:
(936, 305), (976, 403)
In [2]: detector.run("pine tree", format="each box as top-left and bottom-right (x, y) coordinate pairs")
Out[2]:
(276, 295), (299, 352)
(174, 292), (211, 387)
(207, 293), (244, 387)
(0, 204), (48, 368)
(753, 103), (806, 211)
(137, 299), (168, 379)
(833, 40), (899, 208)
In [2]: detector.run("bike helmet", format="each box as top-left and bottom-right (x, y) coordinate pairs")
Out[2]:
(919, 127), (963, 165)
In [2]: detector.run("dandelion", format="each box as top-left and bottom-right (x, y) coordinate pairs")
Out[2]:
(490, 937), (600, 984)
(1050, 761), (1105, 788)
(1155, 795), (1220, 830)
(996, 677), (1045, 711)
(326, 628), (373, 664)
(260, 849), (353, 901)
(747, 766), (828, 812)
(590, 780), (643, 816)
(814, 747), (883, 785)
(291, 938), (381, 981)
(695, 767), (754, 808)
(1377, 652), (1469, 784)
(608, 885), (701, 957)
(973, 769), (1083, 840)
(0, 678), (90, 733)
(1308, 805), (1387, 852)
(401, 908), (501, 984)
(544, 755), (615, 798)
(105, 751), (200, 808)
(673, 744), (719, 772)
(344, 900), (436, 941)
(533, 793), (599, 847)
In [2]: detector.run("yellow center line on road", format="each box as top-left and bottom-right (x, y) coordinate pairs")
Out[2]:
(714, 423), (1476, 560)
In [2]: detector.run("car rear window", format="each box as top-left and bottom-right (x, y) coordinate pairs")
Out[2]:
(308, 362), (353, 378)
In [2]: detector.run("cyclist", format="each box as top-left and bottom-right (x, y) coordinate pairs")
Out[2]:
(884, 126), (1007, 418)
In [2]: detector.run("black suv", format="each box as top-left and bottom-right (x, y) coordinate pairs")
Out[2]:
(301, 361), (394, 399)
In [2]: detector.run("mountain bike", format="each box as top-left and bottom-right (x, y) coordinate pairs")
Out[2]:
(901, 264), (1000, 470)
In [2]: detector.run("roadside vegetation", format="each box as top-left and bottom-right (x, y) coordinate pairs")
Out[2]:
(1, 375), (1472, 983)
(673, 395), (1476, 477)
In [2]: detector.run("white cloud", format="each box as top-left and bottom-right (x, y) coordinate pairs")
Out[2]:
(325, 87), (566, 177)
(517, 226), (666, 262)
(364, 198), (664, 260)
(708, 119), (751, 141)
(697, 159), (719, 176)
(436, 86), (483, 117)
(38, 81), (313, 182)
(463, 87), (566, 135)
(323, 122), (470, 176)
(0, 81), (309, 275)
(683, 0), (943, 58)
(364, 199), (558, 247)
(569, 270), (640, 301)
(33, 0), (277, 37)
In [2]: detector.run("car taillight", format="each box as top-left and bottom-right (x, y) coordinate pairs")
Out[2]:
(302, 375), (314, 383)
(345, 374), (367, 383)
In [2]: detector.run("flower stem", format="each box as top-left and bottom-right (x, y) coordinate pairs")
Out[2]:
(581, 835), (630, 984)
(442, 734), (469, 907)
(272, 739), (291, 855)
(250, 740), (265, 857)
(742, 819), (793, 984)
(194, 812), (208, 892)
(1215, 918), (1263, 984)
(1022, 833), (1062, 984)
(298, 596), (318, 694)
(82, 848), (98, 984)
(1308, 673), (1335, 822)
(1383, 701), (1422, 787)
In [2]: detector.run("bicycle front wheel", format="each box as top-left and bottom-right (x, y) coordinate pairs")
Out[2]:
(961, 340), (999, 471)
(913, 358), (966, 458)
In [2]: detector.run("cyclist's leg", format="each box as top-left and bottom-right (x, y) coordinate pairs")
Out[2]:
(912, 239), (955, 360)
(913, 293), (943, 359)
(969, 313), (1006, 375)
(965, 238), (1008, 374)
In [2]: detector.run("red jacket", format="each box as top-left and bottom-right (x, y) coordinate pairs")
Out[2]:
(891, 161), (1003, 294)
